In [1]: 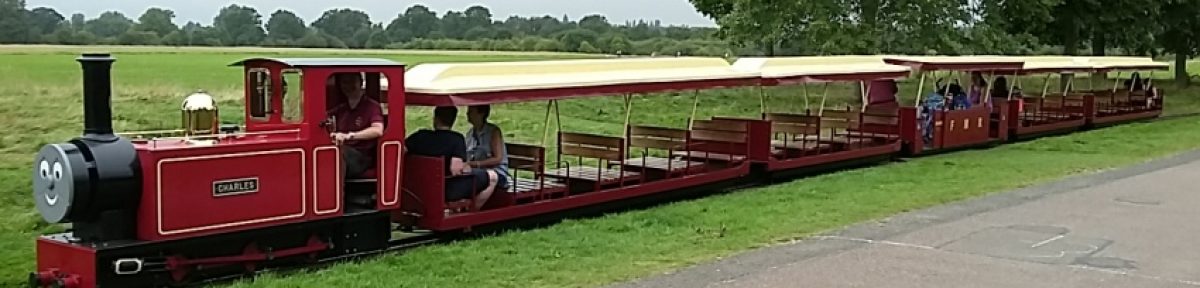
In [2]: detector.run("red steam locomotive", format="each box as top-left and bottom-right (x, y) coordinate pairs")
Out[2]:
(29, 53), (1166, 288)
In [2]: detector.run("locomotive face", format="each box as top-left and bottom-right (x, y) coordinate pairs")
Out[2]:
(33, 144), (86, 223)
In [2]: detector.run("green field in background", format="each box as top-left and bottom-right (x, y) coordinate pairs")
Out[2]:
(0, 46), (1198, 287)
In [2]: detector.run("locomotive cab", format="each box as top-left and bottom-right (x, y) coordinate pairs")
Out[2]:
(222, 58), (409, 215)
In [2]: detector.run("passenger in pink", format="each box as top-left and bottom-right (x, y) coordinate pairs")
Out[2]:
(866, 79), (899, 109)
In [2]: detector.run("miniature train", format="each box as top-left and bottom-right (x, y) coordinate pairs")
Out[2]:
(30, 53), (1166, 287)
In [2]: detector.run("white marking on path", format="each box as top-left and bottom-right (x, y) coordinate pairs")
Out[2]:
(813, 236), (938, 250)
(1031, 234), (1065, 248)
(1072, 265), (1200, 287)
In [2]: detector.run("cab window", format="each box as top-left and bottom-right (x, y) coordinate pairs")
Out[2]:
(282, 70), (303, 123)
(248, 69), (271, 119)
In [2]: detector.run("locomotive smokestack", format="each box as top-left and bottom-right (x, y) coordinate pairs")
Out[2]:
(77, 53), (116, 141)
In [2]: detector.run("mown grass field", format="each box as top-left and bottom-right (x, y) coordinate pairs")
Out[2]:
(1, 45), (1199, 287)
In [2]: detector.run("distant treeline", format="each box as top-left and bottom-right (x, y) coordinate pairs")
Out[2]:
(0, 1), (735, 56)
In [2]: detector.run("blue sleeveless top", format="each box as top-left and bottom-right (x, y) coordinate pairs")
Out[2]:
(466, 123), (510, 181)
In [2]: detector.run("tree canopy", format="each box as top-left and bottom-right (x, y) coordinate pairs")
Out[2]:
(213, 4), (265, 46)
(7, 1), (1200, 84)
(266, 10), (306, 43)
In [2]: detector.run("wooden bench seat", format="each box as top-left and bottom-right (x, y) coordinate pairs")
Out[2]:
(796, 135), (870, 145)
(622, 125), (701, 176)
(770, 140), (832, 151)
(672, 151), (746, 162)
(504, 143), (569, 200)
(544, 167), (640, 184)
(1023, 112), (1074, 120)
(836, 131), (900, 140)
(617, 156), (704, 173)
(548, 132), (640, 189)
(511, 178), (565, 194)
(668, 119), (750, 163)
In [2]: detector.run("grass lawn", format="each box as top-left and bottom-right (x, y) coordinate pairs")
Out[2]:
(0, 45), (1199, 287)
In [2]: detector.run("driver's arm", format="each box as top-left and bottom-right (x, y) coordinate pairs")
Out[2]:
(350, 123), (384, 141)
(348, 104), (385, 140)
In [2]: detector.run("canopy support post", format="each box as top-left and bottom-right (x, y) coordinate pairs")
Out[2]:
(944, 71), (954, 96)
(1061, 74), (1074, 97)
(803, 84), (810, 112)
(541, 100), (553, 147)
(1111, 71), (1122, 93)
(689, 90), (700, 130)
(622, 94), (634, 134)
(861, 81), (872, 112)
(819, 82), (830, 116)
(915, 73), (927, 106)
(553, 100), (562, 168)
(1006, 72), (1018, 100)
(554, 100), (562, 137)
(758, 85), (767, 115)
(984, 74), (996, 104)
(1040, 74), (1053, 99)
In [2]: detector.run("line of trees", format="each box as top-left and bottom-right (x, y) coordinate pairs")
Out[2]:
(2, 0), (1197, 85)
(691, 0), (1200, 86)
(0, 0), (734, 56)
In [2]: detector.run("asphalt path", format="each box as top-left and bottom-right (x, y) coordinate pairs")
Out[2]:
(614, 149), (1200, 288)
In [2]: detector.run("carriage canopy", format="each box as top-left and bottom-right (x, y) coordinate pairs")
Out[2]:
(400, 57), (759, 106)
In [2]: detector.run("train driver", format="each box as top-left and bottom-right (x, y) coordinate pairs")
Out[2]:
(328, 73), (385, 179)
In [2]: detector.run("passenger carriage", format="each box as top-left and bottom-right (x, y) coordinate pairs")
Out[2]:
(723, 56), (910, 173)
(396, 57), (759, 231)
(991, 56), (1167, 134)
(1082, 57), (1168, 127)
(996, 56), (1094, 139)
(882, 56), (1025, 154)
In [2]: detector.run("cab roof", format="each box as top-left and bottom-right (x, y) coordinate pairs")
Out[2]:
(733, 56), (911, 85)
(402, 57), (758, 106)
(229, 58), (405, 68)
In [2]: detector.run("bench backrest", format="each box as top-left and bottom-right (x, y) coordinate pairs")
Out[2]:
(821, 109), (861, 132)
(862, 107), (900, 126)
(765, 113), (820, 135)
(692, 119), (748, 143)
(689, 119), (749, 155)
(628, 125), (688, 151)
(506, 143), (547, 174)
(559, 132), (625, 162)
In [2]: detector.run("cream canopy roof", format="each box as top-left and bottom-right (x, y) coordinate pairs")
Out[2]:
(883, 55), (1027, 71)
(732, 56), (912, 84)
(400, 57), (757, 95)
(997, 56), (1168, 73)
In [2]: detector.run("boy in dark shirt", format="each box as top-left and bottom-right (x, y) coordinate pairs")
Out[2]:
(406, 106), (498, 203)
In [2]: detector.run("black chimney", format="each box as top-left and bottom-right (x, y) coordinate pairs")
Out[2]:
(78, 53), (117, 141)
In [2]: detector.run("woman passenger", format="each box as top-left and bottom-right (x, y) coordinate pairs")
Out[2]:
(992, 77), (1010, 100)
(465, 105), (510, 209)
(969, 72), (990, 110)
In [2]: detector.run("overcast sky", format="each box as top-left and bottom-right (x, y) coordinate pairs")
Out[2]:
(26, 0), (716, 27)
